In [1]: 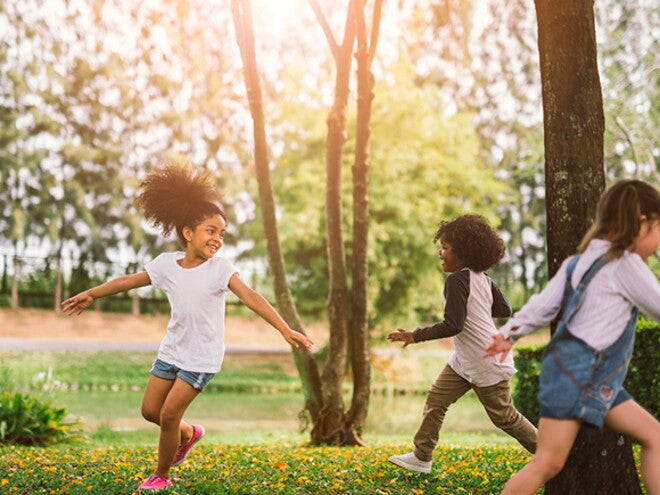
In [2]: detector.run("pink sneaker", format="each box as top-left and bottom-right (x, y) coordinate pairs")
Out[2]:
(172, 424), (205, 466)
(138, 475), (172, 491)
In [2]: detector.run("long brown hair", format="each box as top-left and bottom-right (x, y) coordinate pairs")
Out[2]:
(578, 179), (660, 258)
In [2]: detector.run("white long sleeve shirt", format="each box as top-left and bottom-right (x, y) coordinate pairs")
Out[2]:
(500, 239), (660, 351)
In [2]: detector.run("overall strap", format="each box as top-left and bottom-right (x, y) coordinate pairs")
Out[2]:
(559, 255), (609, 325)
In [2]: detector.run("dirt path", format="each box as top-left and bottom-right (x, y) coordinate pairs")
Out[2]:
(0, 308), (328, 351)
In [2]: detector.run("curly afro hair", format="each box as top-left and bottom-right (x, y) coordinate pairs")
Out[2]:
(135, 162), (226, 245)
(433, 214), (505, 272)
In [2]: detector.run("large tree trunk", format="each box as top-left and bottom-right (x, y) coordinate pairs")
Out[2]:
(534, 0), (642, 493)
(231, 0), (324, 425)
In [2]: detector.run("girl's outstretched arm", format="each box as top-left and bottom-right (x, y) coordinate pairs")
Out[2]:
(228, 274), (314, 352)
(61, 272), (151, 316)
(483, 333), (514, 362)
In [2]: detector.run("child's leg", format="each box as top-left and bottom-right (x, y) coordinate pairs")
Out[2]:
(152, 378), (200, 479)
(473, 380), (538, 453)
(413, 365), (470, 461)
(604, 400), (660, 495)
(141, 375), (196, 446)
(501, 418), (580, 495)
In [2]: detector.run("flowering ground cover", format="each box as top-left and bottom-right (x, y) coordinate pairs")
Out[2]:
(0, 441), (533, 494)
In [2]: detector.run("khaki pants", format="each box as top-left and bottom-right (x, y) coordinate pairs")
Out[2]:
(413, 364), (538, 462)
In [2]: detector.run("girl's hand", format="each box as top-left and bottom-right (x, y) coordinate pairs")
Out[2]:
(483, 333), (513, 362)
(283, 329), (315, 352)
(61, 291), (94, 316)
(387, 328), (415, 348)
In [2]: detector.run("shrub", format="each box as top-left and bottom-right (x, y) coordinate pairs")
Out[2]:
(625, 319), (659, 418)
(0, 390), (84, 446)
(512, 345), (544, 426)
(514, 319), (659, 425)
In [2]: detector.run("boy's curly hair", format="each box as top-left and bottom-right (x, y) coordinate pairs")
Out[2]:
(135, 162), (226, 245)
(433, 214), (505, 272)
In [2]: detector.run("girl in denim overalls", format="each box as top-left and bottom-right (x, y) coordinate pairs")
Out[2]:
(484, 179), (660, 495)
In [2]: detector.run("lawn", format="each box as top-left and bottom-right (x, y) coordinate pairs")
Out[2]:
(0, 440), (534, 494)
(0, 348), (647, 494)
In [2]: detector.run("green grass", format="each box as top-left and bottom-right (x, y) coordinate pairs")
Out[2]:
(0, 350), (649, 494)
(0, 440), (535, 494)
(0, 350), (301, 392)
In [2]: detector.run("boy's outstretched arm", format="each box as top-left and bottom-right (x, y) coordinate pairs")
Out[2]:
(482, 333), (513, 362)
(228, 273), (314, 352)
(61, 272), (151, 316)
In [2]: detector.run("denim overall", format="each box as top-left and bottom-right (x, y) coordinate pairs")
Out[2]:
(538, 255), (638, 428)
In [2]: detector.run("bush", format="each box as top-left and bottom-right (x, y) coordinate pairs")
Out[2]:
(0, 390), (83, 446)
(512, 345), (545, 426)
(624, 319), (659, 418)
(514, 319), (659, 425)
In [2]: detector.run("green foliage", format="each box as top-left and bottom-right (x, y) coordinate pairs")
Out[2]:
(512, 345), (545, 426)
(625, 320), (659, 418)
(513, 320), (659, 425)
(0, 390), (83, 446)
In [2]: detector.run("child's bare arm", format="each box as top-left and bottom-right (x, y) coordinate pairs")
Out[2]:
(61, 272), (151, 316)
(228, 274), (314, 351)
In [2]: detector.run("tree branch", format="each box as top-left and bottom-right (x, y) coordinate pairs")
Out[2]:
(307, 0), (339, 59)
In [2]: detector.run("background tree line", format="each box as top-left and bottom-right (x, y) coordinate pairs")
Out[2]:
(1, 0), (655, 326)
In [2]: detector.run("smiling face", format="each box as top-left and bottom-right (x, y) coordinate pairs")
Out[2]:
(438, 240), (465, 273)
(182, 214), (226, 263)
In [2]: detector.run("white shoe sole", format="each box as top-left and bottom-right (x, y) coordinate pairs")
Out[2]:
(388, 455), (431, 474)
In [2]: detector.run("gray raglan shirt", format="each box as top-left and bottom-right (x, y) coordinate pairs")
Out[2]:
(413, 268), (517, 387)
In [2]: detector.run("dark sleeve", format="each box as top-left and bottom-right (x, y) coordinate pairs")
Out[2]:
(490, 279), (512, 318)
(413, 270), (469, 342)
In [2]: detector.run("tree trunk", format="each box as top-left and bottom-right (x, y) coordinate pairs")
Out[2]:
(534, 0), (641, 493)
(231, 0), (324, 426)
(233, 0), (380, 446)
(11, 255), (19, 310)
(535, 0), (605, 276)
(546, 427), (642, 495)
(311, 0), (356, 445)
(345, 0), (382, 439)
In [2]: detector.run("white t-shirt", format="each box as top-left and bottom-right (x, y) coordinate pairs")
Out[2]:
(145, 252), (238, 373)
(500, 239), (660, 350)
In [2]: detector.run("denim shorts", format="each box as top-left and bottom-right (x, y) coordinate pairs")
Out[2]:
(150, 359), (215, 391)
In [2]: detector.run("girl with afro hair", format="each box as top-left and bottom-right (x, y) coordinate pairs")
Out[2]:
(62, 162), (313, 492)
(387, 214), (537, 474)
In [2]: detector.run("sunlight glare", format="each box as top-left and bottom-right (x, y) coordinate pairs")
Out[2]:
(254, 0), (306, 26)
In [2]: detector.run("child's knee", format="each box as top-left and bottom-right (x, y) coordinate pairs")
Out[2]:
(141, 405), (159, 424)
(532, 454), (567, 480)
(159, 406), (183, 427)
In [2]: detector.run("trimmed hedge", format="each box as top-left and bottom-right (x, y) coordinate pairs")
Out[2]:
(514, 319), (659, 425)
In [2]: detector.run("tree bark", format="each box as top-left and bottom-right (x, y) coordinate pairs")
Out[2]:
(231, 0), (323, 425)
(310, 0), (356, 445)
(535, 0), (605, 276)
(346, 0), (383, 438)
(534, 0), (641, 493)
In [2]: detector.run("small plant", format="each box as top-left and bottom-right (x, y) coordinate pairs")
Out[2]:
(0, 390), (84, 446)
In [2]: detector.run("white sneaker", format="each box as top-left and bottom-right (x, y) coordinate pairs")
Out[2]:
(388, 452), (432, 473)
